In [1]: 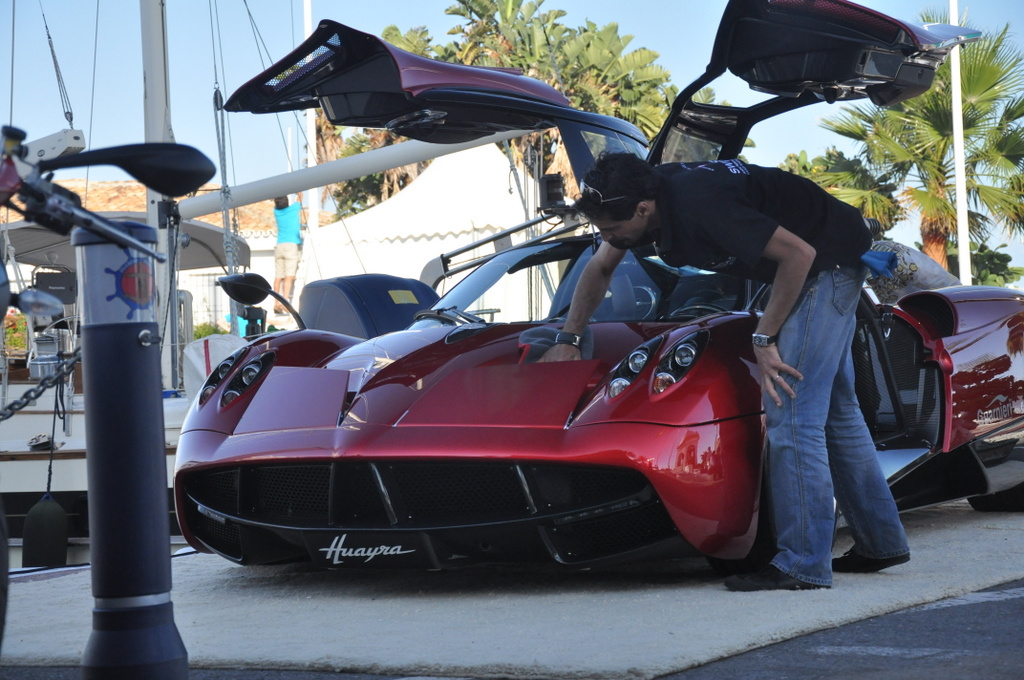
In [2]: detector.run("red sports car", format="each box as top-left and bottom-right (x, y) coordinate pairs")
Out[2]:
(174, 0), (1024, 571)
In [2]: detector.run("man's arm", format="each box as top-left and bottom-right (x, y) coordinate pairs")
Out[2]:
(539, 242), (627, 362)
(753, 226), (816, 405)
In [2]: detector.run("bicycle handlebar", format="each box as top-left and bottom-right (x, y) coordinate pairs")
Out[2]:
(1, 125), (216, 261)
(14, 172), (166, 260)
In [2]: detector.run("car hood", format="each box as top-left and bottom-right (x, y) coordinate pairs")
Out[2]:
(180, 315), (764, 444)
(329, 324), (609, 429)
(320, 318), (761, 432)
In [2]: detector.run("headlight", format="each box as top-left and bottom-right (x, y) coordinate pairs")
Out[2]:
(198, 347), (248, 405)
(652, 332), (708, 394)
(608, 377), (632, 398)
(215, 360), (233, 380)
(606, 337), (663, 398)
(240, 362), (262, 386)
(627, 350), (649, 373)
(674, 343), (697, 368)
(652, 372), (677, 394)
(218, 351), (276, 408)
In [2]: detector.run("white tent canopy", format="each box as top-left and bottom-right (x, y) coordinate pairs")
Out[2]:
(1, 211), (250, 271)
(303, 144), (533, 287)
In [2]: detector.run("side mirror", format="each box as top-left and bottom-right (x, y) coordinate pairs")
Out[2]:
(217, 273), (306, 330)
(218, 272), (272, 306)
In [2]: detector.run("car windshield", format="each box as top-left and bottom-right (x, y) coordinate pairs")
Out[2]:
(427, 238), (752, 325)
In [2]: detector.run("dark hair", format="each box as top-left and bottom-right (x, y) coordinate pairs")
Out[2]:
(574, 152), (658, 221)
(274, 196), (289, 210)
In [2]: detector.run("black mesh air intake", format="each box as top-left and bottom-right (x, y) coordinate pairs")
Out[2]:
(382, 462), (530, 523)
(545, 501), (679, 563)
(252, 465), (331, 524)
(181, 460), (682, 565)
(184, 500), (242, 559)
(183, 461), (657, 530)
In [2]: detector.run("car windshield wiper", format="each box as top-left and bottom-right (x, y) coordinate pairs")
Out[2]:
(413, 306), (487, 325)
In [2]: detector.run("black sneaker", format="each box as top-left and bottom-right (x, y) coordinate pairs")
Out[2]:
(724, 565), (828, 591)
(832, 549), (910, 573)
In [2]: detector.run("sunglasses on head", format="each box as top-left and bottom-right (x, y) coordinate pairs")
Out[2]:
(579, 180), (626, 206)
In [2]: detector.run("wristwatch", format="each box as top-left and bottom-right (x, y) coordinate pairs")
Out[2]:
(752, 332), (778, 347)
(554, 331), (583, 348)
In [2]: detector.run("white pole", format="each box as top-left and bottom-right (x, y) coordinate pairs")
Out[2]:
(950, 0), (972, 283)
(179, 130), (530, 220)
(304, 0), (319, 234)
(300, 0), (319, 300)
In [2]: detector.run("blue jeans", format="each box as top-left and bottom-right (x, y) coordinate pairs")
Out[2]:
(765, 265), (909, 586)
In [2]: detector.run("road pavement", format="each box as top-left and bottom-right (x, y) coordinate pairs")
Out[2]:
(2, 500), (1022, 679)
(5, 576), (1023, 679)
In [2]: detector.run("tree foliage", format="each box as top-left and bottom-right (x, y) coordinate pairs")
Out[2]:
(781, 148), (903, 228)
(817, 15), (1024, 268)
(948, 241), (1024, 286)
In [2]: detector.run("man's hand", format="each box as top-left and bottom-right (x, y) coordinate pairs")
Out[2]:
(539, 243), (623, 364)
(538, 343), (582, 363)
(754, 226), (813, 406)
(754, 344), (801, 406)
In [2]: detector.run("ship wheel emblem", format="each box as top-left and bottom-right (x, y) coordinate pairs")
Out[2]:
(105, 251), (155, 319)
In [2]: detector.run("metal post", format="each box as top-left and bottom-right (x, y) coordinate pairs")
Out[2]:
(949, 0), (972, 284)
(75, 222), (187, 679)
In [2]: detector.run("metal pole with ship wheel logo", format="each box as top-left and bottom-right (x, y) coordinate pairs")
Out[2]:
(74, 222), (187, 679)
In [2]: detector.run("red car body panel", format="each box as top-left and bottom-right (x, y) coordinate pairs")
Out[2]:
(898, 288), (1024, 453)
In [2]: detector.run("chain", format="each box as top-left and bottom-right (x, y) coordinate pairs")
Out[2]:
(0, 347), (82, 422)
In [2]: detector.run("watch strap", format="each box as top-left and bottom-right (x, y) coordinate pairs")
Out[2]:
(554, 331), (583, 348)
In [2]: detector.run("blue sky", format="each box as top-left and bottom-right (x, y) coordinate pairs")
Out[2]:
(2, 0), (1020, 247)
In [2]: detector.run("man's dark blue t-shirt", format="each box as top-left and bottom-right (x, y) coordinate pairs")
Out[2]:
(650, 159), (870, 282)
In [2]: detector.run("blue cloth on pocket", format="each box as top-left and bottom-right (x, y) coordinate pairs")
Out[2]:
(861, 250), (897, 278)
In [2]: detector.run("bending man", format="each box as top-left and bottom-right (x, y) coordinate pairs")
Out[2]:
(541, 152), (909, 591)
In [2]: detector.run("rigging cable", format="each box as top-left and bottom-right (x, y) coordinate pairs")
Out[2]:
(207, 0), (234, 187)
(3, 0), (14, 227)
(502, 140), (531, 222)
(83, 0), (102, 205)
(207, 0), (241, 335)
(37, 0), (74, 127)
(239, 0), (337, 287)
(241, 0), (306, 171)
(44, 364), (68, 496)
(3, 0), (14, 216)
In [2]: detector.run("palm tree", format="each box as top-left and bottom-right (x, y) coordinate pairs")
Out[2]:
(820, 16), (1024, 268)
(781, 148), (904, 229)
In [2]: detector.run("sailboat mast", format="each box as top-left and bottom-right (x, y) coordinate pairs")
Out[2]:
(139, 0), (179, 392)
